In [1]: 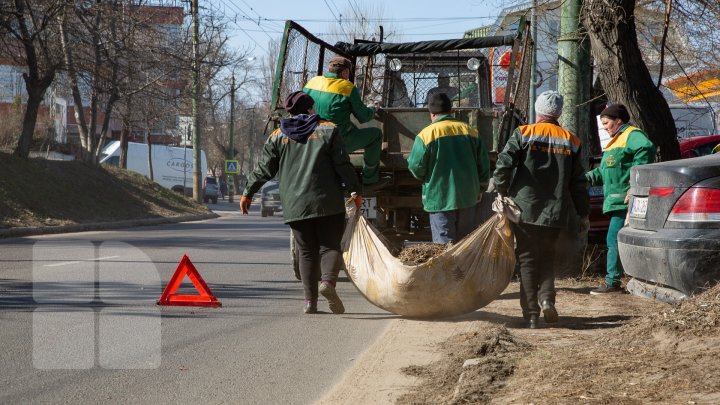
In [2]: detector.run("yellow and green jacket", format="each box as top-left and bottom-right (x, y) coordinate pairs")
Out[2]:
(586, 124), (656, 213)
(303, 73), (376, 137)
(407, 115), (490, 212)
(493, 120), (589, 228)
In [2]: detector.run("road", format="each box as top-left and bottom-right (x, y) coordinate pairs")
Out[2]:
(0, 199), (393, 404)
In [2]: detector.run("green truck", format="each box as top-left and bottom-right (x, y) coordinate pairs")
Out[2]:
(272, 20), (533, 245)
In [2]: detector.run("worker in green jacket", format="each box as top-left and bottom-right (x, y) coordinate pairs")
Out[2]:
(407, 93), (490, 244)
(303, 56), (386, 189)
(493, 91), (589, 329)
(586, 103), (656, 295)
(240, 91), (362, 315)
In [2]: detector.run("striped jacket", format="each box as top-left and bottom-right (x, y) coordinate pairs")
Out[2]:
(303, 73), (375, 137)
(493, 120), (589, 227)
(407, 115), (490, 212)
(586, 124), (656, 213)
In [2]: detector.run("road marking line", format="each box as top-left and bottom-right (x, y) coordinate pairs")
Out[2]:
(43, 255), (121, 267)
(197, 238), (232, 246)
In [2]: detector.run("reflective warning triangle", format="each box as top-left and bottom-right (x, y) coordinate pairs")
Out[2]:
(157, 254), (221, 307)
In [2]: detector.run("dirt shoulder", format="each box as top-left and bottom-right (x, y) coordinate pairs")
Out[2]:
(319, 278), (720, 404)
(0, 152), (212, 231)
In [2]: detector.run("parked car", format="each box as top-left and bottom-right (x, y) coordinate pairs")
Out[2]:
(260, 181), (282, 217)
(587, 135), (720, 243)
(203, 176), (219, 204)
(679, 134), (720, 158)
(618, 154), (720, 303)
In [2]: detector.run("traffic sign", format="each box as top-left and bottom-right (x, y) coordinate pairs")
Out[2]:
(224, 159), (239, 174)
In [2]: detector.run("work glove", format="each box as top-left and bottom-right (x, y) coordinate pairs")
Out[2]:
(240, 195), (251, 214)
(578, 215), (590, 235)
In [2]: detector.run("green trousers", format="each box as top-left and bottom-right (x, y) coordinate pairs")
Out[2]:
(605, 210), (627, 287)
(342, 126), (382, 185)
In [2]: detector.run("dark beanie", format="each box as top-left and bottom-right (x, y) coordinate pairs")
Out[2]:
(328, 56), (352, 73)
(284, 91), (314, 115)
(600, 103), (630, 123)
(428, 93), (452, 114)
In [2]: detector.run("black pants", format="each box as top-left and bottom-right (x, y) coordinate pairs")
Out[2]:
(288, 213), (345, 300)
(513, 222), (561, 317)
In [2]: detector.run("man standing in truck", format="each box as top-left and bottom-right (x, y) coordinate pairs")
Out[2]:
(303, 56), (388, 190)
(407, 93), (490, 244)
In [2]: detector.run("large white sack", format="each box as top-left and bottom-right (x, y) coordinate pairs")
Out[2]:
(342, 198), (517, 318)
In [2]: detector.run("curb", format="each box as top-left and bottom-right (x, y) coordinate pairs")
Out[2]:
(0, 212), (219, 239)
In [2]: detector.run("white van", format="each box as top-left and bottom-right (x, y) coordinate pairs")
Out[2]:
(670, 105), (717, 138)
(100, 141), (208, 195)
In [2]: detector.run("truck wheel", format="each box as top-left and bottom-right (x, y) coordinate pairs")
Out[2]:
(261, 209), (268, 217)
(290, 230), (301, 281)
(268, 210), (274, 216)
(212, 197), (218, 204)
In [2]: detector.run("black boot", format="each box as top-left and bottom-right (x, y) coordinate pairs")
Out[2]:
(541, 300), (558, 323)
(527, 314), (539, 329)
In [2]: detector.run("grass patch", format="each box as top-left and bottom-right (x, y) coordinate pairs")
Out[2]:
(0, 152), (210, 229)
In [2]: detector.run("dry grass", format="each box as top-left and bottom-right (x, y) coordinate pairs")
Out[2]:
(0, 152), (209, 229)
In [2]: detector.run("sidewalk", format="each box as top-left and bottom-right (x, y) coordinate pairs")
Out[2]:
(316, 278), (667, 404)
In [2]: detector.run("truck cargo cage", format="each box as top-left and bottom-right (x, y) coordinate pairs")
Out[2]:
(272, 19), (532, 244)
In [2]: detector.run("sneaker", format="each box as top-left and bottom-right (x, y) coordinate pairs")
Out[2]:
(541, 300), (558, 323)
(304, 300), (318, 314)
(590, 284), (625, 295)
(319, 282), (345, 314)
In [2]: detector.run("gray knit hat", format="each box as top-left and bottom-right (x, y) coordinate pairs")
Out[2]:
(534, 91), (564, 118)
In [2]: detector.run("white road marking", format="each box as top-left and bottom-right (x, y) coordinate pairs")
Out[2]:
(43, 255), (121, 267)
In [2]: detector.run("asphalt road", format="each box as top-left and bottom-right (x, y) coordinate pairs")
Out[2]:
(0, 198), (394, 404)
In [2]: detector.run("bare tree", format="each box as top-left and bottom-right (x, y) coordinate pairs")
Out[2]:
(0, 0), (64, 158)
(583, 0), (680, 161)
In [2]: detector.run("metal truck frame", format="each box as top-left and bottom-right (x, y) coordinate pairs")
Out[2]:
(272, 19), (533, 245)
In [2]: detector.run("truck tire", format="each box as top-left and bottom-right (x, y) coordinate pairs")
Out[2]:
(268, 210), (274, 216)
(261, 209), (268, 217)
(290, 230), (301, 280)
(212, 197), (218, 204)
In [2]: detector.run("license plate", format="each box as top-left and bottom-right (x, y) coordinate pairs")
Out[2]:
(360, 197), (377, 219)
(629, 196), (648, 218)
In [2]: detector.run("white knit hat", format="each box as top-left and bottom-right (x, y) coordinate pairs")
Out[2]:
(535, 91), (564, 118)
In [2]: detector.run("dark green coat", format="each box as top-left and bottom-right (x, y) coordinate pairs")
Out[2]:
(243, 118), (360, 223)
(493, 120), (589, 228)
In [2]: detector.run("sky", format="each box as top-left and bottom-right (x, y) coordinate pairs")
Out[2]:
(207, 0), (519, 60)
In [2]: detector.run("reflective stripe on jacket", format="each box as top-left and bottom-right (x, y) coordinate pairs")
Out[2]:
(407, 115), (490, 212)
(586, 124), (656, 213)
(493, 121), (589, 227)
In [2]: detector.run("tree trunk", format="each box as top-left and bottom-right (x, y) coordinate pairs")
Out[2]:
(582, 0), (680, 161)
(13, 92), (42, 158)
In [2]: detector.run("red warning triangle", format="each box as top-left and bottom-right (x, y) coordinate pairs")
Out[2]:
(157, 254), (221, 307)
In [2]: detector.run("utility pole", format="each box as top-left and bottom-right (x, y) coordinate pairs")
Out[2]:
(558, 0), (593, 167)
(228, 73), (236, 203)
(191, 0), (202, 202)
(529, 0), (538, 123)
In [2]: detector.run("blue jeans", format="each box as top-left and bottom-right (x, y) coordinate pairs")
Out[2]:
(429, 206), (477, 244)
